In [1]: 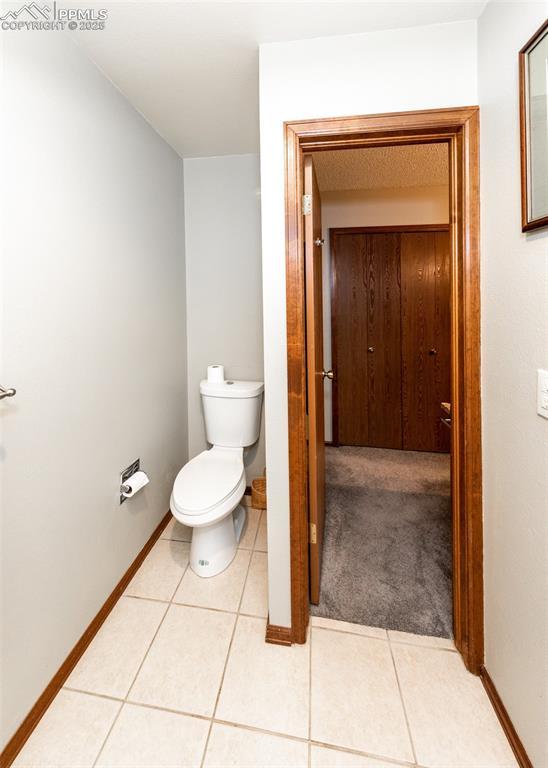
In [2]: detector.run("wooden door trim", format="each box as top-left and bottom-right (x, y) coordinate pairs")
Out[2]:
(480, 667), (534, 768)
(282, 106), (484, 673)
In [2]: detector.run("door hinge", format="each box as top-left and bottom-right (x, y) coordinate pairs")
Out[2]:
(302, 194), (312, 215)
(309, 522), (317, 544)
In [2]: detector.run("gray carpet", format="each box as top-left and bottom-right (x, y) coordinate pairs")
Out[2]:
(310, 446), (452, 638)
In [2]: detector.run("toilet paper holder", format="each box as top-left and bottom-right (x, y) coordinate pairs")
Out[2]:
(120, 458), (149, 504)
(120, 470), (149, 502)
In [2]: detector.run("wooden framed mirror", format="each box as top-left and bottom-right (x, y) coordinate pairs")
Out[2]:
(519, 19), (548, 232)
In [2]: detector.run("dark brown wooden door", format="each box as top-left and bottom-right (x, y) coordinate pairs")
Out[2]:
(331, 226), (450, 453)
(332, 231), (402, 448)
(401, 231), (451, 452)
(303, 155), (325, 605)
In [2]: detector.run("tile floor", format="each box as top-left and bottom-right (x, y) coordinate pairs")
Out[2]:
(14, 507), (517, 768)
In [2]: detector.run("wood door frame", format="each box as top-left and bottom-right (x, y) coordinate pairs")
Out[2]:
(283, 106), (484, 674)
(329, 223), (450, 446)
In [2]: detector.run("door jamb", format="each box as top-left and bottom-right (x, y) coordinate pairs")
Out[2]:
(281, 107), (483, 674)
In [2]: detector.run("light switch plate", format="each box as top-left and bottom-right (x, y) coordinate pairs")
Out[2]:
(537, 369), (548, 419)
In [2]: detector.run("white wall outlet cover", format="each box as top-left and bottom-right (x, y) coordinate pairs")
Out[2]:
(537, 369), (548, 419)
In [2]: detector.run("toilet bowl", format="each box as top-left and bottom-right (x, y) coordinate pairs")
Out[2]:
(170, 372), (263, 577)
(171, 446), (247, 577)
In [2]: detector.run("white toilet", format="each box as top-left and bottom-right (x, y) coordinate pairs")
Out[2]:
(170, 374), (263, 577)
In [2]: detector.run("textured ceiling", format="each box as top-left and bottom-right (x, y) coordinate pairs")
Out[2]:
(314, 144), (449, 192)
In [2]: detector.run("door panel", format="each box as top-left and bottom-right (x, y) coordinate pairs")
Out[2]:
(333, 232), (402, 448)
(401, 231), (451, 452)
(365, 234), (402, 449)
(332, 233), (370, 445)
(303, 155), (325, 605)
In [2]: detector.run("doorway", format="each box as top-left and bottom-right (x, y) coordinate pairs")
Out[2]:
(280, 107), (483, 675)
(311, 170), (453, 634)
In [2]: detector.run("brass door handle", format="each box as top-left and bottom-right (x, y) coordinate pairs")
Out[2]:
(429, 349), (437, 355)
(322, 370), (334, 380)
(368, 347), (375, 353)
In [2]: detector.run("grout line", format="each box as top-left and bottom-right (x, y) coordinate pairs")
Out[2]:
(90, 597), (172, 767)
(388, 638), (457, 653)
(64, 685), (422, 768)
(387, 634), (418, 766)
(86, 508), (264, 768)
(170, 600), (239, 616)
(310, 739), (419, 767)
(311, 624), (389, 642)
(119, 700), (210, 723)
(238, 610), (268, 619)
(122, 594), (171, 605)
(62, 687), (422, 768)
(124, 594), (263, 620)
(63, 688), (211, 723)
(62, 687), (124, 703)
(251, 508), (262, 551)
(211, 719), (309, 744)
(312, 620), (455, 653)
(203, 719), (418, 768)
(198, 514), (256, 768)
(92, 555), (191, 768)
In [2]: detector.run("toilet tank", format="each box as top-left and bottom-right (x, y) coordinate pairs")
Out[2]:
(200, 379), (264, 448)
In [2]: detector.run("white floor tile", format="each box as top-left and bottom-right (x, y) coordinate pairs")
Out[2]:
(239, 507), (261, 549)
(311, 628), (413, 762)
(311, 616), (387, 640)
(13, 690), (120, 768)
(310, 745), (404, 768)
(393, 643), (518, 767)
(95, 703), (209, 768)
(128, 604), (235, 717)
(388, 630), (455, 651)
(161, 515), (192, 543)
(216, 616), (309, 739)
(66, 597), (167, 698)
(174, 548), (251, 612)
(125, 539), (189, 602)
(240, 551), (268, 618)
(204, 723), (308, 768)
(254, 510), (268, 551)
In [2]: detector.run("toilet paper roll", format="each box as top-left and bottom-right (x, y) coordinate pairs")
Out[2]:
(122, 470), (149, 498)
(207, 364), (225, 383)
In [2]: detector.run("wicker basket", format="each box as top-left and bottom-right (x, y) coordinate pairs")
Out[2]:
(251, 477), (267, 509)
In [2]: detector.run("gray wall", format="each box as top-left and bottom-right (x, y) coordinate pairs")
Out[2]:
(0, 33), (187, 747)
(478, 4), (548, 766)
(184, 154), (265, 481)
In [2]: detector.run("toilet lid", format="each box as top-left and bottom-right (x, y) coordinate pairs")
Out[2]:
(172, 449), (244, 515)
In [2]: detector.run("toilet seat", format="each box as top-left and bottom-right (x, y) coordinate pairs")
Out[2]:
(171, 446), (244, 517)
